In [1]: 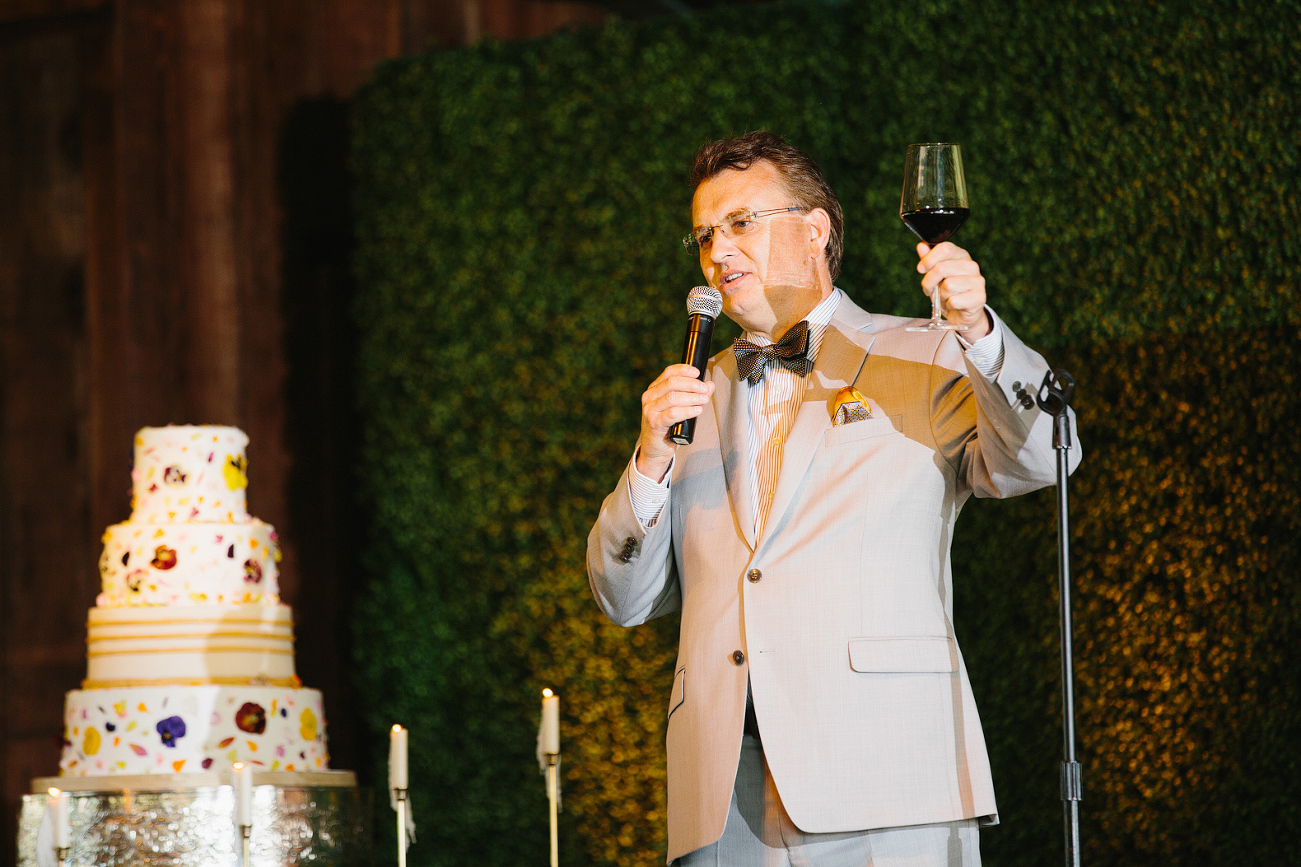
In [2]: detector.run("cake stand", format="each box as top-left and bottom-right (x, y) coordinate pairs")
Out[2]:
(17, 770), (372, 866)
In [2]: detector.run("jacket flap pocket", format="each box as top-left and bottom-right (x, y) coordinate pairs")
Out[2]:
(823, 416), (901, 447)
(848, 636), (958, 673)
(667, 667), (686, 719)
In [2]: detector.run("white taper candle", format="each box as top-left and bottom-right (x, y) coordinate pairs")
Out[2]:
(233, 762), (253, 826)
(49, 788), (70, 849)
(390, 724), (409, 790)
(541, 689), (560, 755)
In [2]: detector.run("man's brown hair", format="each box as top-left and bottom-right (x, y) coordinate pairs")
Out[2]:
(690, 131), (845, 280)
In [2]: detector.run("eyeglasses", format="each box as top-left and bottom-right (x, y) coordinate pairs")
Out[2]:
(682, 207), (807, 254)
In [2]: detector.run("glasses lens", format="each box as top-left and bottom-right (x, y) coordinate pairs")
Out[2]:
(726, 212), (759, 236)
(686, 209), (774, 253)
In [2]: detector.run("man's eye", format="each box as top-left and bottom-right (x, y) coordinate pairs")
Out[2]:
(729, 218), (753, 232)
(696, 229), (714, 246)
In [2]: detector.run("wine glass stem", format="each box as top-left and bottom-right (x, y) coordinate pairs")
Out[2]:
(931, 286), (944, 323)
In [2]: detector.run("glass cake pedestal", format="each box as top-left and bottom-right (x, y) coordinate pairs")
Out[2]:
(18, 771), (372, 866)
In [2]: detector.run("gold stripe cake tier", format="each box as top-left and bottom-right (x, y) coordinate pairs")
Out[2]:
(84, 604), (297, 687)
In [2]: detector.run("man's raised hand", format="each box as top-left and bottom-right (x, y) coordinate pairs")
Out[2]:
(636, 364), (715, 482)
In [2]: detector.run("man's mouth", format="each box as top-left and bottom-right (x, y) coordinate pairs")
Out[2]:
(722, 270), (746, 286)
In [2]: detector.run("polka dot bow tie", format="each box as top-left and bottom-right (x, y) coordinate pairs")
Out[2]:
(732, 320), (812, 385)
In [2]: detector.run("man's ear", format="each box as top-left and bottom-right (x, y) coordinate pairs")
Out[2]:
(807, 208), (832, 258)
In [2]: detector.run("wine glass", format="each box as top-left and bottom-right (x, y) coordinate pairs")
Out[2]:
(900, 142), (969, 332)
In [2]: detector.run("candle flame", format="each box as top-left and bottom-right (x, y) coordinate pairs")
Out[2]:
(48, 788), (60, 798)
(542, 688), (553, 698)
(233, 762), (244, 770)
(391, 724), (404, 733)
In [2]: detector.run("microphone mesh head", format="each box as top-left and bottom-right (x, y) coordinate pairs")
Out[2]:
(686, 285), (723, 318)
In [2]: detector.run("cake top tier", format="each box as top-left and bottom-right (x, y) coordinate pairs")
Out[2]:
(131, 426), (250, 523)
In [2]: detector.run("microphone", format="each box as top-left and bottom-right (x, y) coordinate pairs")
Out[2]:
(669, 285), (722, 445)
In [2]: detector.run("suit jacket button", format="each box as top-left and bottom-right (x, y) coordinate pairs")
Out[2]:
(732, 650), (745, 665)
(747, 569), (761, 583)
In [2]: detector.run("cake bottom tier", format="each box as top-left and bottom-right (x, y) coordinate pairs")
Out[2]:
(61, 685), (327, 776)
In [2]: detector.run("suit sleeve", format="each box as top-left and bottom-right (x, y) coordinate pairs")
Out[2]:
(931, 308), (1082, 499)
(586, 458), (682, 627)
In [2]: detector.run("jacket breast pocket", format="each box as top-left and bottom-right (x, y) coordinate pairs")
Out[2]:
(848, 636), (958, 673)
(667, 667), (686, 720)
(823, 416), (902, 448)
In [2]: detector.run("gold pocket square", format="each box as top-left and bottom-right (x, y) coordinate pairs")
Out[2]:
(832, 386), (872, 425)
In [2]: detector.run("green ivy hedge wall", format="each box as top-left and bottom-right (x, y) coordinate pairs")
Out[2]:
(349, 1), (1300, 864)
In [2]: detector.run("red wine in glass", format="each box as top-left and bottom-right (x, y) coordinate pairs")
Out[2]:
(900, 143), (970, 331)
(900, 206), (969, 246)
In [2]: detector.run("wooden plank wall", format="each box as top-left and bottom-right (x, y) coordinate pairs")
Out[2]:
(0, 0), (608, 862)
(0, 13), (103, 857)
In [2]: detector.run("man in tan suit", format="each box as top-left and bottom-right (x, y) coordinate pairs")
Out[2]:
(587, 132), (1080, 866)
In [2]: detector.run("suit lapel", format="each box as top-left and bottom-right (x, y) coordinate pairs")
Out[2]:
(710, 351), (756, 550)
(757, 299), (876, 548)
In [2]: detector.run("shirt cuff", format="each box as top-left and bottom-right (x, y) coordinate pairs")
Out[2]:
(627, 451), (672, 528)
(956, 307), (1004, 380)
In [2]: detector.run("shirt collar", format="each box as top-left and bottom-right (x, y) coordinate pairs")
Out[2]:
(740, 287), (844, 367)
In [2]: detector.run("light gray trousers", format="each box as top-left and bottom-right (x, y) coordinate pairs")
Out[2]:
(677, 734), (981, 867)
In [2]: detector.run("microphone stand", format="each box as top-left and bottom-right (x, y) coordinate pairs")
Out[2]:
(1037, 369), (1081, 867)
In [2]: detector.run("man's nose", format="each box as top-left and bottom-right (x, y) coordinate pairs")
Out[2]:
(708, 230), (739, 264)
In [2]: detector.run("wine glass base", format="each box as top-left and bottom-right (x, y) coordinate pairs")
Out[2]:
(907, 321), (969, 332)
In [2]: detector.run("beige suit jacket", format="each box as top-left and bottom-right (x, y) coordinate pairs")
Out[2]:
(587, 295), (1080, 863)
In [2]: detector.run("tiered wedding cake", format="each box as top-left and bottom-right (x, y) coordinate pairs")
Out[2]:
(58, 425), (329, 777)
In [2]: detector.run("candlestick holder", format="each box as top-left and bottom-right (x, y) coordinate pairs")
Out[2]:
(55, 847), (68, 867)
(545, 754), (559, 867)
(394, 788), (408, 867)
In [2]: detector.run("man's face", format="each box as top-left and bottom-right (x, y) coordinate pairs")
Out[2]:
(690, 161), (825, 338)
